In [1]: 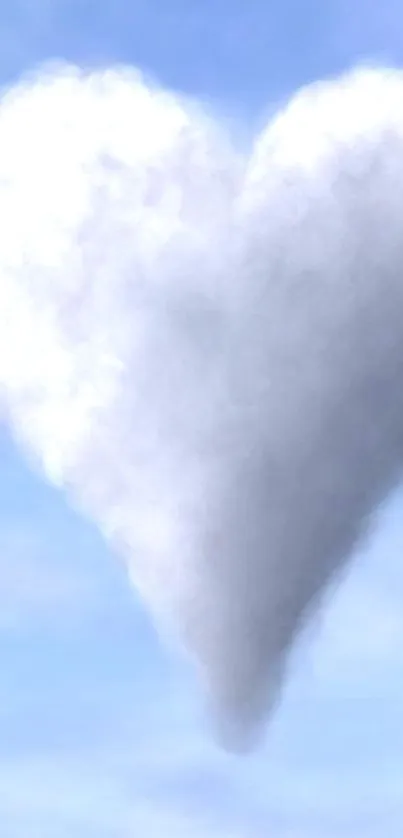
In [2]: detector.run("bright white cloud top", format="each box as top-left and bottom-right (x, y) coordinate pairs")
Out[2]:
(1, 62), (403, 751)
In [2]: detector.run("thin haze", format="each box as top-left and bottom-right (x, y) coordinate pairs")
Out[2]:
(0, 62), (403, 751)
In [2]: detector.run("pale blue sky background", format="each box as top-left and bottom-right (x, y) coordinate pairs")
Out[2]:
(1, 2), (403, 836)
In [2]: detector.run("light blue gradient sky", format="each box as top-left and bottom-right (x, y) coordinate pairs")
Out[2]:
(1, 3), (403, 836)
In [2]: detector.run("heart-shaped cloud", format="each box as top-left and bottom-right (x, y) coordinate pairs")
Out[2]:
(0, 62), (403, 750)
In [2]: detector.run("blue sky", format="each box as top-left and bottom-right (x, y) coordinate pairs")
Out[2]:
(1, 2), (403, 836)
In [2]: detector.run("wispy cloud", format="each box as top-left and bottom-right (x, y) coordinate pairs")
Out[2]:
(0, 747), (260, 838)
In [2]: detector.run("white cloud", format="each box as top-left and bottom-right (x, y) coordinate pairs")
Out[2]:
(3, 61), (403, 754)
